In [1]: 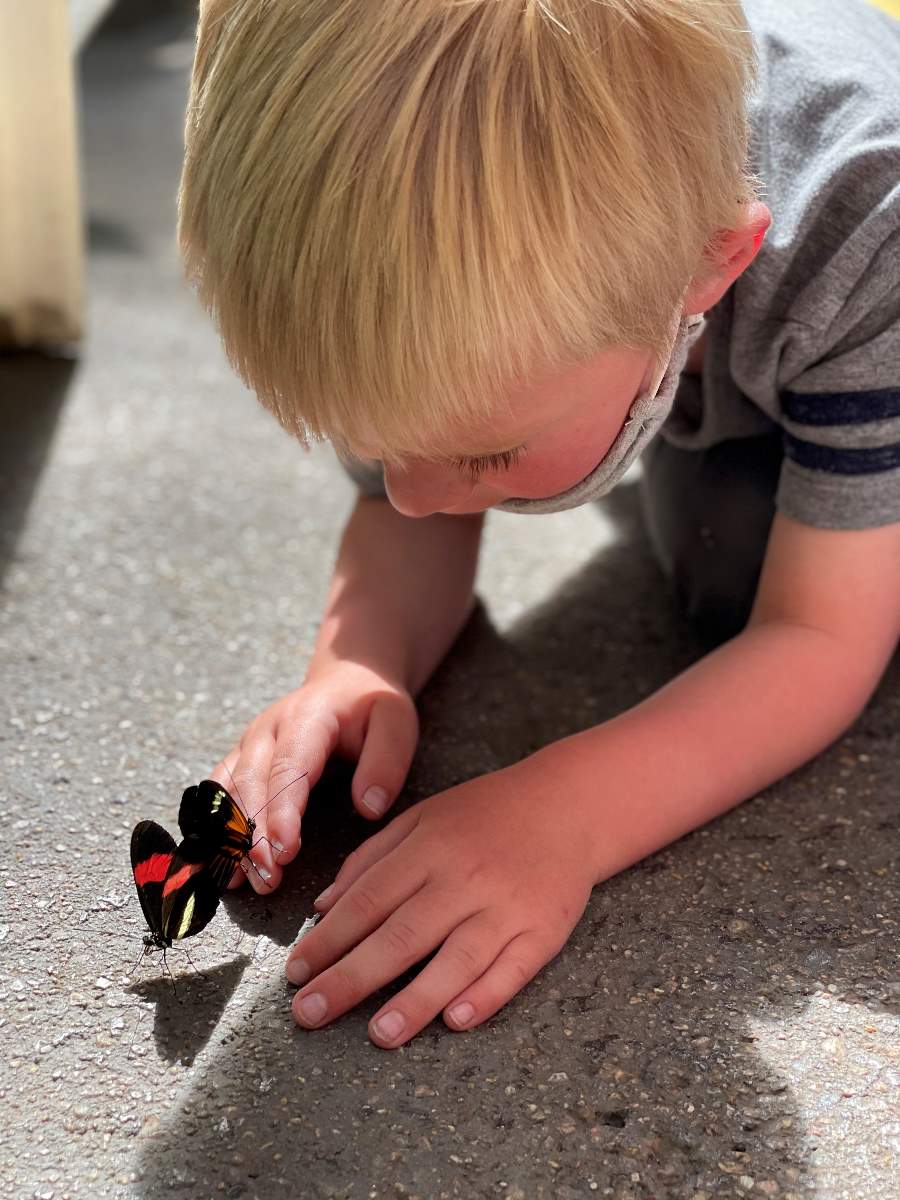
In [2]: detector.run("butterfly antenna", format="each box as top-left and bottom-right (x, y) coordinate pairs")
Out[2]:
(242, 772), (310, 877)
(66, 922), (141, 944)
(221, 760), (248, 817)
(248, 772), (309, 823)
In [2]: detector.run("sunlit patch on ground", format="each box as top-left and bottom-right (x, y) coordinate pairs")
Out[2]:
(748, 993), (899, 1197)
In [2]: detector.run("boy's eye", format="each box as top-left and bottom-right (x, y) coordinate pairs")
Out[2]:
(449, 447), (524, 479)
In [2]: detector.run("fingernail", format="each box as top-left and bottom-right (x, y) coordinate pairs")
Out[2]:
(362, 785), (389, 818)
(372, 1010), (406, 1042)
(296, 992), (327, 1025)
(285, 957), (310, 986)
(447, 1001), (475, 1028)
(255, 864), (272, 882)
(271, 838), (285, 856)
(314, 884), (334, 908)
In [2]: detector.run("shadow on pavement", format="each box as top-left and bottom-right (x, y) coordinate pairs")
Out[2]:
(0, 354), (75, 586)
(127, 954), (252, 1066)
(222, 760), (371, 947)
(131, 486), (899, 1198)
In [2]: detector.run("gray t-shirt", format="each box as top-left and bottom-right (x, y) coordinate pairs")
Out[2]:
(342, 0), (900, 530)
(664, 0), (900, 530)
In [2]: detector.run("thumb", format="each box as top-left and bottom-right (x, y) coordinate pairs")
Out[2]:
(351, 691), (419, 820)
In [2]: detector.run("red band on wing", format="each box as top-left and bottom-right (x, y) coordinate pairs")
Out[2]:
(134, 851), (173, 887)
(162, 861), (202, 897)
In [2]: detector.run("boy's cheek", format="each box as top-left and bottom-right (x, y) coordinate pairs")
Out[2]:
(439, 446), (609, 512)
(384, 426), (617, 512)
(501, 442), (607, 499)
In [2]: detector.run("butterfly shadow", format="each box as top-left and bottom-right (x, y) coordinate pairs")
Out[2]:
(125, 953), (252, 1066)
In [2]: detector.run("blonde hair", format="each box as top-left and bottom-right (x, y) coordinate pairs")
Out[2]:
(180, 0), (756, 460)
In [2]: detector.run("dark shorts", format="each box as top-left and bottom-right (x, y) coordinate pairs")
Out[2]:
(639, 432), (784, 646)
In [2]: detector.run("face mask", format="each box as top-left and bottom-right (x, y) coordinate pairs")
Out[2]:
(496, 311), (705, 514)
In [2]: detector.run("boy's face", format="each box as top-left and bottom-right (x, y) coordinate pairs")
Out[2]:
(378, 344), (657, 518)
(368, 201), (771, 517)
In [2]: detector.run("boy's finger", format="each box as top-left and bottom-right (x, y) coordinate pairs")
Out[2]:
(307, 807), (420, 915)
(253, 763), (311, 886)
(290, 888), (456, 1034)
(367, 911), (503, 1048)
(285, 859), (434, 998)
(352, 693), (419, 820)
(264, 711), (340, 869)
(211, 740), (276, 891)
(441, 930), (550, 1033)
(285, 831), (426, 985)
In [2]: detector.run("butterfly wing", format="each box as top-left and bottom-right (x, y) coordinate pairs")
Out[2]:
(177, 784), (202, 838)
(165, 772), (258, 943)
(130, 820), (177, 944)
(180, 780), (250, 840)
(159, 837), (223, 942)
(179, 779), (252, 867)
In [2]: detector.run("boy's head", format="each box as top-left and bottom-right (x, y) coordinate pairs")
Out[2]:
(180, 0), (766, 515)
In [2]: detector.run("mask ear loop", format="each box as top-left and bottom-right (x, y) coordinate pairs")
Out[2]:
(643, 294), (692, 401)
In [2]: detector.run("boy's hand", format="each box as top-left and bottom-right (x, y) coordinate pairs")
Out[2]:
(210, 661), (419, 892)
(284, 757), (598, 1048)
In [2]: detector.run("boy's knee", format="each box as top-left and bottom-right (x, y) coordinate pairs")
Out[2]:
(640, 433), (783, 646)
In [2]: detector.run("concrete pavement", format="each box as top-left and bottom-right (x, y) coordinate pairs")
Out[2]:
(1, 7), (897, 1198)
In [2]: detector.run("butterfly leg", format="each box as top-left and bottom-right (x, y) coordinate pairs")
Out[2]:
(240, 852), (276, 891)
(160, 947), (179, 998)
(127, 942), (151, 978)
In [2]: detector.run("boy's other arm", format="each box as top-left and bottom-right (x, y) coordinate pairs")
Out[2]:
(286, 513), (897, 1046)
(535, 513), (900, 883)
(311, 496), (484, 698)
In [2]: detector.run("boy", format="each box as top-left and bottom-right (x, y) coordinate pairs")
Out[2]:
(178, 0), (900, 1049)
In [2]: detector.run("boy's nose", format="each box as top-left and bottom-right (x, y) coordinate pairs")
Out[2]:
(383, 462), (475, 518)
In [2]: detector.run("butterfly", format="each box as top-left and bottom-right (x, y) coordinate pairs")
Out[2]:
(130, 772), (307, 953)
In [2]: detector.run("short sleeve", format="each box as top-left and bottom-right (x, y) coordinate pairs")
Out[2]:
(774, 226), (900, 530)
(776, 395), (900, 529)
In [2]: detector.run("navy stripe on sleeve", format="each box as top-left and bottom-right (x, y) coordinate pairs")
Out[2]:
(783, 434), (900, 475)
(782, 387), (900, 426)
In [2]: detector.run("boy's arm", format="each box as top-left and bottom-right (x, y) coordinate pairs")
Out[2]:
(212, 494), (483, 879)
(287, 514), (899, 1047)
(310, 496), (483, 696)
(533, 513), (900, 882)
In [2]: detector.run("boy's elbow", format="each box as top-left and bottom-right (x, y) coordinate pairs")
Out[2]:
(748, 612), (896, 737)
(749, 513), (900, 712)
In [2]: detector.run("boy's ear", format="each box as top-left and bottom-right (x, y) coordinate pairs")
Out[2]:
(683, 201), (772, 315)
